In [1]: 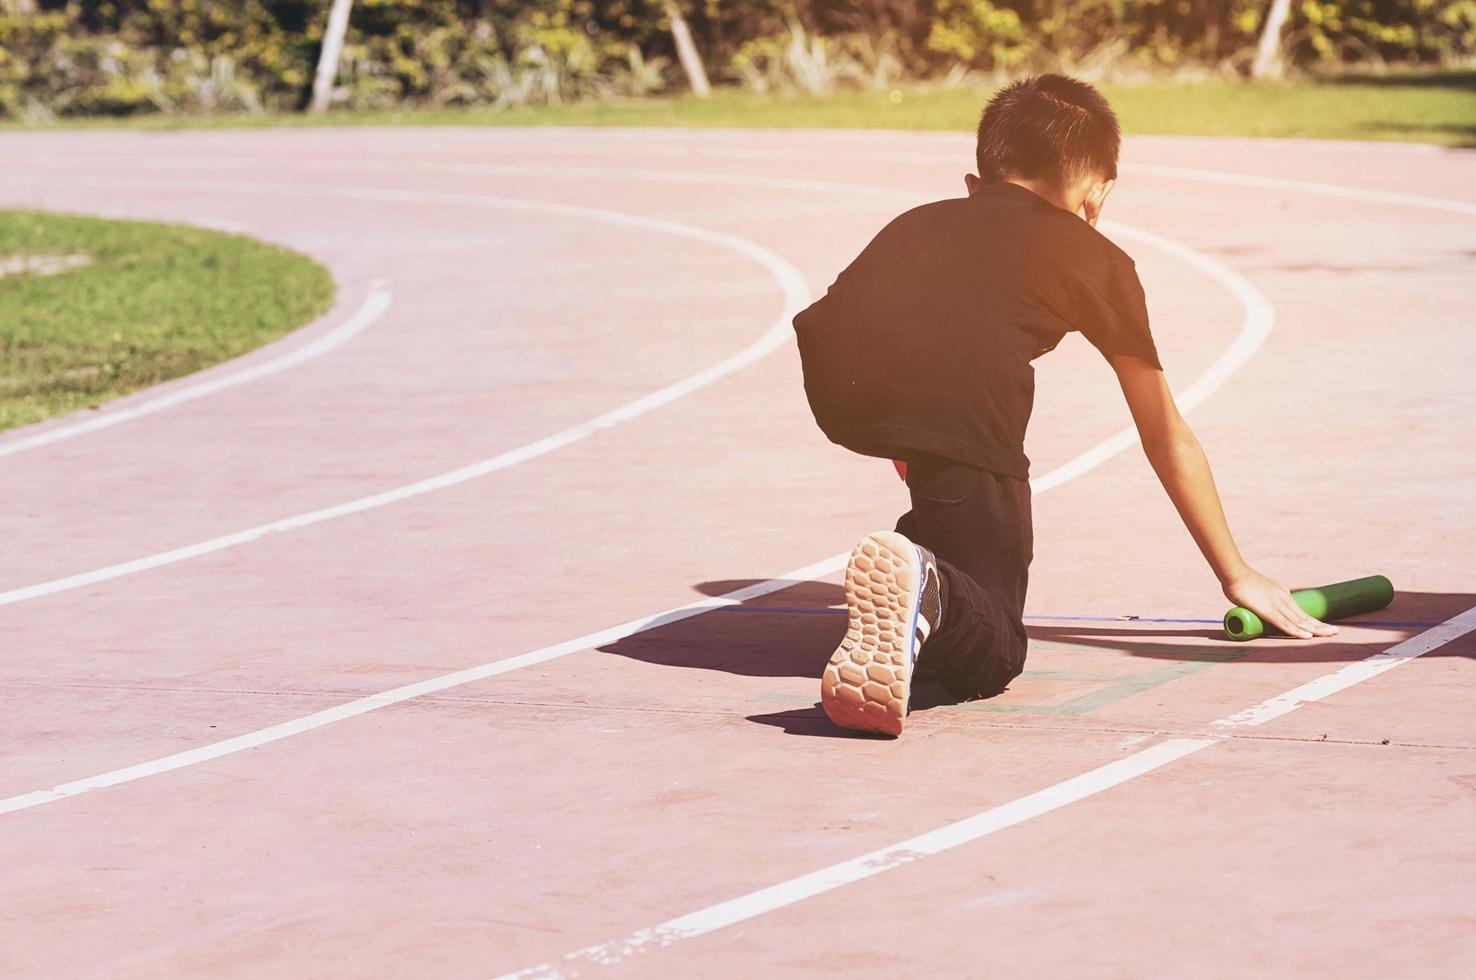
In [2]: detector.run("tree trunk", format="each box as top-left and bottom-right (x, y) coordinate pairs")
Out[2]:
(310, 0), (355, 114)
(1251, 0), (1293, 79)
(662, 0), (711, 97)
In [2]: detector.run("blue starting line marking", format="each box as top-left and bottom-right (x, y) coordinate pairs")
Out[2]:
(711, 606), (1437, 629)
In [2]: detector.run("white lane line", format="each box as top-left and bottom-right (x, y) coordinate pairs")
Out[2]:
(0, 172), (1271, 811)
(7, 156), (927, 203)
(0, 206), (1268, 811)
(503, 739), (1220, 979)
(1122, 163), (1476, 218)
(1033, 217), (1273, 493)
(0, 553), (842, 816)
(0, 189), (809, 608)
(24, 153), (1476, 220)
(499, 605), (1476, 979)
(0, 170), (1262, 608)
(0, 286), (392, 460)
(745, 151), (1475, 218)
(1214, 605), (1476, 728)
(8, 142), (1462, 953)
(1123, 134), (1455, 156)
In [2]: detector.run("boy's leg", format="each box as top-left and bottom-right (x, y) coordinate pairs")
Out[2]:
(895, 453), (1032, 700)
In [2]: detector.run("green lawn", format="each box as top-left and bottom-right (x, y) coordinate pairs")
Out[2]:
(12, 72), (1474, 146)
(0, 211), (334, 431)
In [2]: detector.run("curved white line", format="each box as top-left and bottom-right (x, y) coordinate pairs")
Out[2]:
(0, 171), (1255, 608)
(0, 551), (843, 815)
(1032, 218), (1276, 493)
(2, 143), (1461, 955)
(0, 188), (810, 608)
(1121, 163), (1476, 218)
(9, 156), (916, 204)
(328, 171), (1280, 491)
(0, 286), (393, 460)
(0, 176), (1273, 812)
(21, 152), (1476, 218)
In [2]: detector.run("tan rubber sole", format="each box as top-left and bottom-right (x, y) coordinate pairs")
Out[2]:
(820, 530), (921, 737)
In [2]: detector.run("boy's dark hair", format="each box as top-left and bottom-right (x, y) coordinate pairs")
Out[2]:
(975, 74), (1120, 187)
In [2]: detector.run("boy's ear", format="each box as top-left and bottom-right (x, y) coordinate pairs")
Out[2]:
(964, 173), (983, 195)
(1080, 178), (1116, 227)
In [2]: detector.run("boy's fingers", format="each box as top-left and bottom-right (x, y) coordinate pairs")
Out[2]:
(1288, 610), (1317, 636)
(1271, 603), (1313, 638)
(1273, 602), (1339, 639)
(1287, 605), (1332, 634)
(1306, 617), (1339, 636)
(1234, 578), (1336, 640)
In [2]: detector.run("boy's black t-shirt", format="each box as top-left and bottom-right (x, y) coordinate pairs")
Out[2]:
(793, 182), (1160, 480)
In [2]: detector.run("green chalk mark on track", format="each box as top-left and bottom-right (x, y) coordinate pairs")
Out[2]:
(758, 640), (1249, 716)
(954, 659), (1236, 716)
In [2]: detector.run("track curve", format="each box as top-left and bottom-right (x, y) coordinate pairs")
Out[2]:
(0, 127), (1472, 979)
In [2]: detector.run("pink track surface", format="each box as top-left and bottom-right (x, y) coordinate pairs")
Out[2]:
(1, 128), (1473, 978)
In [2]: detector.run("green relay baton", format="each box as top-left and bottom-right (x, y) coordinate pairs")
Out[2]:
(1223, 575), (1394, 641)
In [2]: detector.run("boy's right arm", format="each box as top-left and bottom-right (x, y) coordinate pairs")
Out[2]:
(1110, 354), (1337, 640)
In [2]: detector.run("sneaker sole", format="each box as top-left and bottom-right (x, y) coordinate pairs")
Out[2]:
(820, 530), (921, 737)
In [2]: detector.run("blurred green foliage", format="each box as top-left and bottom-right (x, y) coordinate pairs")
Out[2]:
(0, 0), (1471, 120)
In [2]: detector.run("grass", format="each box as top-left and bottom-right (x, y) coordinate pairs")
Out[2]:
(0, 211), (334, 431)
(11, 72), (1475, 146)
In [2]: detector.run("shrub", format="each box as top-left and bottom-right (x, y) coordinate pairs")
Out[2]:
(0, 0), (1470, 119)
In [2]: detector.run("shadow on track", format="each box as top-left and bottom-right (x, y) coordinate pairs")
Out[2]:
(598, 579), (846, 680)
(597, 580), (1473, 737)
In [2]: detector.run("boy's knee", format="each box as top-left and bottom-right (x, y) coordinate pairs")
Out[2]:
(984, 658), (1027, 700)
(944, 653), (1024, 703)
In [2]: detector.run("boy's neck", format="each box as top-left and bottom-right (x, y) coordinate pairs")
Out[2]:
(1004, 177), (1074, 213)
(965, 171), (1106, 224)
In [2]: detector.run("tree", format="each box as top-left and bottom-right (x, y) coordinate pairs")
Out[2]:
(662, 0), (711, 97)
(1251, 0), (1293, 79)
(310, 0), (355, 113)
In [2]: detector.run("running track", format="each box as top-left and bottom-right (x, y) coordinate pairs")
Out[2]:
(1, 128), (1473, 977)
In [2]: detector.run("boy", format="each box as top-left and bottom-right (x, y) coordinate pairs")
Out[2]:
(793, 74), (1336, 737)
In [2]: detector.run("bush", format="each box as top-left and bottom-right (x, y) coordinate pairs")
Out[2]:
(0, 0), (675, 118)
(0, 0), (1470, 120)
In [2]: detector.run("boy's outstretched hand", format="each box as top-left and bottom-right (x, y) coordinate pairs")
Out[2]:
(1222, 566), (1339, 639)
(1112, 356), (1339, 642)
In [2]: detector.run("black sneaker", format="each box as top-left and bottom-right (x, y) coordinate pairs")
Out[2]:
(820, 530), (943, 736)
